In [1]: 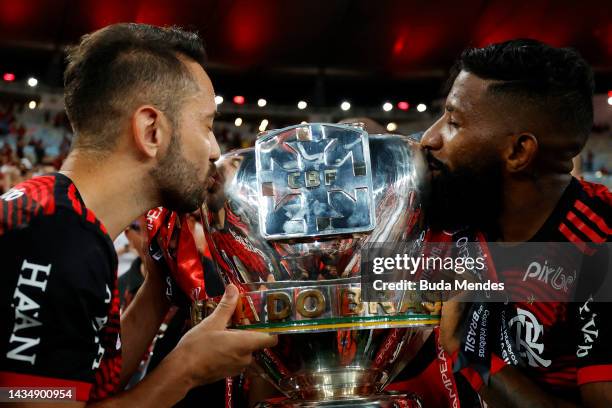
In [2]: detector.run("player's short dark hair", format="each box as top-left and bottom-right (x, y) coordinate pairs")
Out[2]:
(450, 39), (594, 146)
(64, 23), (206, 151)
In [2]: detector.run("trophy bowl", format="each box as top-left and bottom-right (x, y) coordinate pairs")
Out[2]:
(201, 123), (438, 407)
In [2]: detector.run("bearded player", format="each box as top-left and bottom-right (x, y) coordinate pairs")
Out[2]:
(0, 23), (276, 407)
(418, 39), (611, 407)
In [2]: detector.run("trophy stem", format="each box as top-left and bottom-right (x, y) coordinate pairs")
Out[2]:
(255, 393), (422, 408)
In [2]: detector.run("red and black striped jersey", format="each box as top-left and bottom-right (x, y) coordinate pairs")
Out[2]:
(0, 173), (122, 401)
(391, 178), (611, 407)
(495, 178), (612, 401)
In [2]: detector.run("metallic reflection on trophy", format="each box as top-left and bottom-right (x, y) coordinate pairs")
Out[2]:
(201, 123), (438, 407)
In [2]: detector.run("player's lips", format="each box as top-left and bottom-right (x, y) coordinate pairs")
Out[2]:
(205, 165), (221, 192)
(425, 153), (445, 175)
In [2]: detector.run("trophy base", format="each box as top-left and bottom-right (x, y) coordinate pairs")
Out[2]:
(257, 393), (422, 408)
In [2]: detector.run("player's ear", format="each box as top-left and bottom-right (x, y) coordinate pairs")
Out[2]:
(131, 105), (171, 159)
(503, 132), (538, 173)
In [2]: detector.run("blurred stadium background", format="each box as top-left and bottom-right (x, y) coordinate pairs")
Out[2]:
(0, 0), (610, 193)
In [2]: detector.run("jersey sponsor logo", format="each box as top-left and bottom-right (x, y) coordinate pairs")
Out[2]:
(1, 187), (25, 201)
(509, 308), (551, 368)
(577, 296), (599, 358)
(7, 260), (52, 365)
(522, 260), (576, 293)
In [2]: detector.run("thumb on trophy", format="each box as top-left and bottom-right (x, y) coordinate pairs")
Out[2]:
(201, 283), (239, 330)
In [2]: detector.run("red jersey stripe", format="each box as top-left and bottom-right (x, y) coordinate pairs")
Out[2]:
(6, 197), (12, 230)
(574, 200), (611, 236)
(86, 208), (96, 224)
(558, 223), (596, 255)
(28, 178), (47, 217)
(566, 210), (606, 243)
(38, 176), (56, 215)
(15, 194), (23, 228)
(579, 180), (612, 206)
(491, 353), (507, 375)
(23, 182), (33, 224)
(26, 178), (46, 215)
(67, 184), (82, 215)
(577, 365), (612, 385)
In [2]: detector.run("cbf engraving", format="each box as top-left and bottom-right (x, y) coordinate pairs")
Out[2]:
(256, 124), (376, 239)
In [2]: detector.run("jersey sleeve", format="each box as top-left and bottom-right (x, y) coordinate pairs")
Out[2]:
(0, 209), (115, 401)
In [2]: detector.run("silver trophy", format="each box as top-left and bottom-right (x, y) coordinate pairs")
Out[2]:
(201, 123), (438, 407)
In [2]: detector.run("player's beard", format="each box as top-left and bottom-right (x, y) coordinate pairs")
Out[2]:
(424, 150), (503, 236)
(150, 130), (208, 213)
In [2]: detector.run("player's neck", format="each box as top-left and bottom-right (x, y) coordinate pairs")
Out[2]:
(497, 173), (572, 242)
(60, 149), (158, 240)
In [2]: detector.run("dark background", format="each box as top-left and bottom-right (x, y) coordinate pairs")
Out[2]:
(1, 0), (611, 106)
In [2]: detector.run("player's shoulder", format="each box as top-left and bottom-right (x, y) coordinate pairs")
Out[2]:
(576, 179), (612, 214)
(1, 174), (117, 280)
(0, 174), (57, 220)
(574, 179), (611, 239)
(557, 178), (611, 247)
(549, 178), (612, 255)
(0, 173), (108, 235)
(1, 173), (73, 218)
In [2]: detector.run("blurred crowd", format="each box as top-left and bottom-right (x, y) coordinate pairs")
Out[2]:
(0, 101), (267, 195)
(0, 102), (72, 194)
(1, 97), (609, 200)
